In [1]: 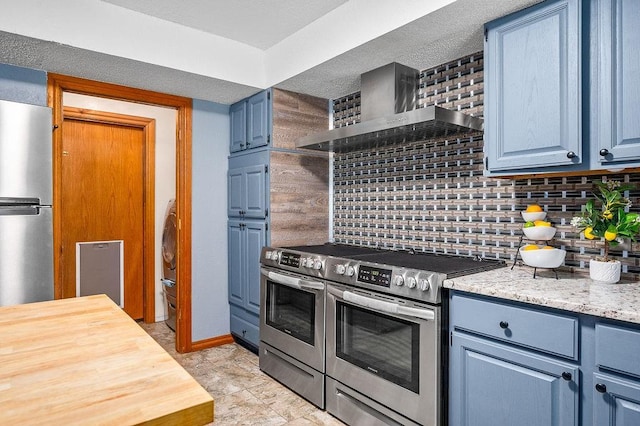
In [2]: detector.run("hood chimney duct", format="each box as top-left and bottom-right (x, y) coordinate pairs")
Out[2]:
(360, 63), (419, 121)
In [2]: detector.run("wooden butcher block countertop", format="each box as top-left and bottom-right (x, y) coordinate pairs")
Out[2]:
(0, 294), (213, 425)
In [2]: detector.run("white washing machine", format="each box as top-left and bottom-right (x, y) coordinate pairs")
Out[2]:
(161, 199), (177, 331)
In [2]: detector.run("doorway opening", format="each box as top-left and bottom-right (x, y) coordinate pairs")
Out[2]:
(48, 74), (194, 353)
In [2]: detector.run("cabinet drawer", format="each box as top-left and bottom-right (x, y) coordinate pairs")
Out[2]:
(596, 323), (640, 378)
(230, 306), (259, 348)
(451, 293), (578, 359)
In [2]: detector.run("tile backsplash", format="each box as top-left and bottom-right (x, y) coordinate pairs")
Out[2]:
(332, 52), (640, 280)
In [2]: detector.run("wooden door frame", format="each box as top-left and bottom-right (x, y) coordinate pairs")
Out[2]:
(48, 74), (193, 353)
(62, 106), (155, 319)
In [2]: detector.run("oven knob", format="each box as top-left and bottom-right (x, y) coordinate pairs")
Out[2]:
(271, 251), (280, 262)
(300, 258), (307, 267)
(335, 264), (346, 275)
(313, 260), (322, 270)
(265, 251), (273, 260)
(393, 275), (404, 286)
(346, 266), (355, 277)
(306, 257), (314, 268)
(406, 277), (417, 289)
(418, 279), (430, 291)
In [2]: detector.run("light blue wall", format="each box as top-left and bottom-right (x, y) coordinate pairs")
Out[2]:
(0, 63), (47, 105)
(191, 99), (230, 341)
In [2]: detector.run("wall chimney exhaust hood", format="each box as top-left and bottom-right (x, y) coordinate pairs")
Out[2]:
(296, 63), (483, 153)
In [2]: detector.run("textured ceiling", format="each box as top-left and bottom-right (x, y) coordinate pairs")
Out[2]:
(0, 0), (542, 105)
(101, 0), (349, 50)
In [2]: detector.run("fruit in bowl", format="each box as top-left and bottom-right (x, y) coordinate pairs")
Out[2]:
(519, 245), (566, 268)
(523, 224), (556, 240)
(521, 204), (547, 222)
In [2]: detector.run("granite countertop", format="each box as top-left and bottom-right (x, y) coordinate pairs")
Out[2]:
(443, 265), (640, 325)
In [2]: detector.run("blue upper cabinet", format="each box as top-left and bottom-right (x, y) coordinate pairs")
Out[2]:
(484, 0), (582, 174)
(229, 100), (247, 152)
(247, 90), (270, 149)
(227, 163), (267, 219)
(591, 0), (640, 168)
(230, 89), (271, 153)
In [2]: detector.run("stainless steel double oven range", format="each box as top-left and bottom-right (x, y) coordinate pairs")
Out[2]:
(260, 244), (504, 425)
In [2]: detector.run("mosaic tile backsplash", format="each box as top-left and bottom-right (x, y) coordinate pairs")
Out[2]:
(332, 52), (640, 280)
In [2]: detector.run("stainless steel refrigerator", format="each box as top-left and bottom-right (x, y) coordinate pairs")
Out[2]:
(0, 99), (54, 306)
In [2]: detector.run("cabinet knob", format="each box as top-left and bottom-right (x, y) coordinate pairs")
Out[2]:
(566, 151), (577, 159)
(499, 321), (509, 329)
(595, 383), (607, 393)
(561, 372), (572, 381)
(599, 149), (610, 157)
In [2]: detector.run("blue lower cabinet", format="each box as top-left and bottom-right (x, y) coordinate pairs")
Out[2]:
(229, 304), (259, 349)
(593, 373), (640, 426)
(228, 219), (266, 349)
(450, 331), (579, 426)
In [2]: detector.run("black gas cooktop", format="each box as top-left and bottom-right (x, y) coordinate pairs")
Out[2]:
(282, 243), (506, 277)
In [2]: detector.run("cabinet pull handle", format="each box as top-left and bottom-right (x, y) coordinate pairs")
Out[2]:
(566, 151), (577, 159)
(599, 148), (609, 157)
(595, 383), (607, 393)
(499, 321), (509, 329)
(561, 372), (572, 381)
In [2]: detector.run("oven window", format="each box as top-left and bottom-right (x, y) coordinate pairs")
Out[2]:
(336, 301), (419, 393)
(265, 281), (316, 345)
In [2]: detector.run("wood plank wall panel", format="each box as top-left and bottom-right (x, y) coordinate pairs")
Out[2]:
(270, 151), (329, 247)
(272, 89), (330, 150)
(269, 88), (330, 247)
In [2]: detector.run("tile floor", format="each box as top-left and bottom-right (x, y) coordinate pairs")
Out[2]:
(140, 322), (345, 425)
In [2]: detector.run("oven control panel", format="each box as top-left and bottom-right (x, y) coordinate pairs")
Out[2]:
(325, 258), (441, 303)
(260, 247), (325, 278)
(357, 265), (392, 288)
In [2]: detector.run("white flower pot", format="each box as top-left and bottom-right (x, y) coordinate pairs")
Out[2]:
(589, 259), (621, 284)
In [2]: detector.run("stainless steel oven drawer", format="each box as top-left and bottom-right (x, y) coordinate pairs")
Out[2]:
(259, 342), (325, 408)
(326, 377), (420, 426)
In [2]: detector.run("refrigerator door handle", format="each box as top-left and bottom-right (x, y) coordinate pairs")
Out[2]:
(0, 197), (41, 206)
(0, 205), (41, 216)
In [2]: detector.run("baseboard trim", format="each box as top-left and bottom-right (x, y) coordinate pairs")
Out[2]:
(191, 333), (235, 351)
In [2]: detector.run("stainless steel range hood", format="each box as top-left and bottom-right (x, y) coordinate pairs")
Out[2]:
(296, 63), (483, 153)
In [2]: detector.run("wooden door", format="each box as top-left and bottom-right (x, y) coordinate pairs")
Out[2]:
(60, 108), (154, 320)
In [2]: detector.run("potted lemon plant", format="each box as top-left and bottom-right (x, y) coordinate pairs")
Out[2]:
(571, 180), (640, 283)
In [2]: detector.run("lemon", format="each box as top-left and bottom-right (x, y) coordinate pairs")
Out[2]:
(542, 246), (554, 250)
(526, 204), (543, 213)
(604, 230), (617, 241)
(522, 245), (539, 251)
(584, 227), (595, 240)
(523, 221), (535, 228)
(602, 210), (613, 220)
(534, 220), (551, 227)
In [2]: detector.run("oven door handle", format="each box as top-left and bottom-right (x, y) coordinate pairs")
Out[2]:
(260, 268), (325, 291)
(341, 290), (435, 321)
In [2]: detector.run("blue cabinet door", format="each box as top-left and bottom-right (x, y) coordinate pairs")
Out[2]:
(227, 164), (267, 219)
(247, 90), (270, 149)
(244, 164), (267, 219)
(244, 221), (265, 316)
(450, 332), (579, 426)
(227, 167), (244, 217)
(228, 220), (244, 307)
(227, 219), (265, 317)
(230, 100), (247, 153)
(593, 373), (640, 426)
(591, 0), (640, 167)
(484, 0), (581, 173)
